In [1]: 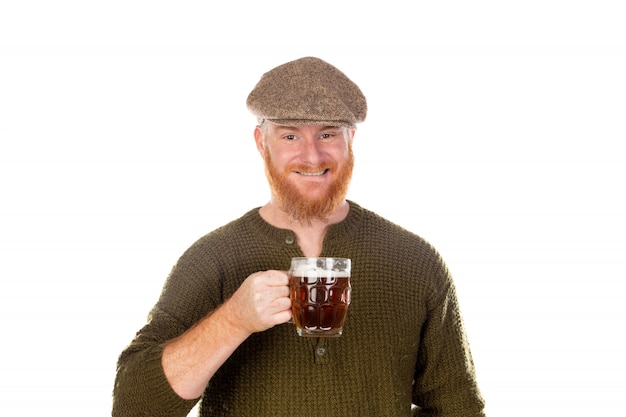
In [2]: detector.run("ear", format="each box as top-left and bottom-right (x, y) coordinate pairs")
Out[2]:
(254, 126), (265, 154)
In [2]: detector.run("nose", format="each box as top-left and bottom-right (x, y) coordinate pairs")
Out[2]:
(300, 137), (323, 165)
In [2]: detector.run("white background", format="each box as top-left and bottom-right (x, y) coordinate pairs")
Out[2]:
(1, 1), (624, 416)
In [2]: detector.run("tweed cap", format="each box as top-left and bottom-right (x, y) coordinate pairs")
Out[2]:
(246, 57), (367, 129)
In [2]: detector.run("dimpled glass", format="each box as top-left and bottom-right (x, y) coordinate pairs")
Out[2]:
(289, 257), (351, 337)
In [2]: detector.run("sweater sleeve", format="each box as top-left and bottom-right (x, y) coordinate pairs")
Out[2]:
(112, 224), (234, 417)
(112, 238), (225, 417)
(412, 265), (486, 416)
(112, 306), (200, 417)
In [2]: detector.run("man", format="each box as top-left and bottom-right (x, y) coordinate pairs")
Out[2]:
(112, 57), (485, 416)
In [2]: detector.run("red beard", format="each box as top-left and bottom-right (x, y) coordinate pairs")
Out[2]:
(263, 146), (354, 225)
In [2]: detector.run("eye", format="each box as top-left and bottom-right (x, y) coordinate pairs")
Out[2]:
(319, 132), (339, 141)
(284, 134), (297, 140)
(319, 128), (342, 140)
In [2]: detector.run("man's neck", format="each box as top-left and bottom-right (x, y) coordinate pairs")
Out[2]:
(259, 201), (350, 257)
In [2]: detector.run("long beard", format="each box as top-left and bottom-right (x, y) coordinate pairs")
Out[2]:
(263, 146), (354, 225)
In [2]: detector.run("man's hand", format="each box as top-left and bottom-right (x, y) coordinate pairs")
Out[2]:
(224, 270), (292, 334)
(162, 270), (292, 400)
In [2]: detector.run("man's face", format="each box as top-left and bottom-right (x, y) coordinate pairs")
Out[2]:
(255, 123), (355, 224)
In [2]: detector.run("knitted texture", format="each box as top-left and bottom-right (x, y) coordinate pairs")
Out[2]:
(113, 202), (485, 417)
(246, 57), (367, 129)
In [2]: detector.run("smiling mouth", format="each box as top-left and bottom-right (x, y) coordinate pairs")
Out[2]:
(295, 169), (329, 176)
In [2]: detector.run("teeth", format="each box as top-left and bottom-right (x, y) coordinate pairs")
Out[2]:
(298, 170), (326, 176)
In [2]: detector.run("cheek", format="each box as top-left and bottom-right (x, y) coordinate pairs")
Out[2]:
(267, 152), (287, 168)
(267, 146), (299, 165)
(263, 148), (289, 172)
(328, 140), (351, 159)
(332, 148), (351, 163)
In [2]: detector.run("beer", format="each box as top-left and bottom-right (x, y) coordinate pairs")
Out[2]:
(289, 258), (351, 337)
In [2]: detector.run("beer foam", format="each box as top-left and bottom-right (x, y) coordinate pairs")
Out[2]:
(290, 258), (350, 278)
(291, 265), (350, 278)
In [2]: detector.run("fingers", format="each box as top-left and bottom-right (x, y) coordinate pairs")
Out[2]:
(259, 270), (290, 287)
(229, 270), (292, 333)
(251, 270), (290, 312)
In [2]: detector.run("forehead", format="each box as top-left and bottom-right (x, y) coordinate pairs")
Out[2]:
(268, 124), (345, 134)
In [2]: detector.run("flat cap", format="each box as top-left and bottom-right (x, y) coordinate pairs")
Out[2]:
(246, 57), (367, 129)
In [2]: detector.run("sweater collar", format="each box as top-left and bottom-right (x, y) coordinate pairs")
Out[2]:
(245, 200), (365, 245)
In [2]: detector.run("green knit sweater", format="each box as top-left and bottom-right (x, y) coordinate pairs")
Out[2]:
(113, 202), (485, 416)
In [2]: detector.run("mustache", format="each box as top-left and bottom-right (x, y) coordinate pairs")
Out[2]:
(285, 162), (337, 173)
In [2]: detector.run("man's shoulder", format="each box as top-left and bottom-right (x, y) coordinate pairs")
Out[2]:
(351, 202), (441, 255)
(353, 202), (423, 238)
